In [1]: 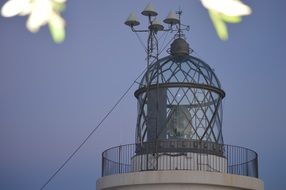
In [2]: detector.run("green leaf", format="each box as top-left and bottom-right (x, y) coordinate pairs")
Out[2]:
(48, 19), (65, 44)
(209, 9), (228, 40)
(221, 14), (241, 23)
(53, 2), (66, 12)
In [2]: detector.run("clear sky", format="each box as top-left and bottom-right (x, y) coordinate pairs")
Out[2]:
(0, 0), (285, 190)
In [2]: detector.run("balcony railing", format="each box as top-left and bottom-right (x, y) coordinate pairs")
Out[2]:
(102, 140), (258, 178)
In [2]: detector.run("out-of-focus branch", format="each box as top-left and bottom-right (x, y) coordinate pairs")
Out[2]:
(0, 0), (252, 43)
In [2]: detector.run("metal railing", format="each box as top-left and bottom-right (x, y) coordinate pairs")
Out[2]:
(102, 140), (258, 178)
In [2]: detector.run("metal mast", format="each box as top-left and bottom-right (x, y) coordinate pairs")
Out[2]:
(125, 4), (190, 144)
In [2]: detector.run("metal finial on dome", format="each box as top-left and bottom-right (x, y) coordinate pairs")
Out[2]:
(168, 10), (192, 60)
(170, 38), (191, 58)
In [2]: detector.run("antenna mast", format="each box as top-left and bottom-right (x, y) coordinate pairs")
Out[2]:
(124, 4), (190, 144)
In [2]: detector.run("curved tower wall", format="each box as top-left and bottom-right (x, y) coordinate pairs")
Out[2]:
(97, 171), (264, 190)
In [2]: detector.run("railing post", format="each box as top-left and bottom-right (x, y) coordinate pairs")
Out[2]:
(101, 152), (104, 176)
(119, 145), (122, 173)
(256, 156), (259, 178)
(246, 150), (249, 176)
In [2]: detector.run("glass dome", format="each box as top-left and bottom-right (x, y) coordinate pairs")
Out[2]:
(135, 49), (225, 145)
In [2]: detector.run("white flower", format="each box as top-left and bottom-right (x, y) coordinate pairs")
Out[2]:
(201, 0), (252, 17)
(1, 0), (31, 17)
(1, 0), (66, 32)
(27, 0), (53, 32)
(1, 0), (66, 43)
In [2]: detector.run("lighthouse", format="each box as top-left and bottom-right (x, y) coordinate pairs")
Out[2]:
(97, 4), (264, 190)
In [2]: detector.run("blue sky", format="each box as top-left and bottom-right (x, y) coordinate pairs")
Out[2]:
(0, 0), (285, 189)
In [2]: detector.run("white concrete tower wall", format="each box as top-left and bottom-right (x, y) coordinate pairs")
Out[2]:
(97, 171), (264, 190)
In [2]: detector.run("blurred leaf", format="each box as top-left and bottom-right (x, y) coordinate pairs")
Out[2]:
(209, 9), (228, 40)
(48, 16), (65, 43)
(221, 14), (241, 23)
(201, 0), (252, 41)
(53, 2), (65, 12)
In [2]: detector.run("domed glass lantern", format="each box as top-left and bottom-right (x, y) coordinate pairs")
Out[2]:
(135, 38), (225, 145)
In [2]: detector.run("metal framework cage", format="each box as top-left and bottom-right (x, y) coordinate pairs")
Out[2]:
(135, 55), (225, 144)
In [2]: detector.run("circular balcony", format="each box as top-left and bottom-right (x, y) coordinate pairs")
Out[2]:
(101, 140), (258, 178)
